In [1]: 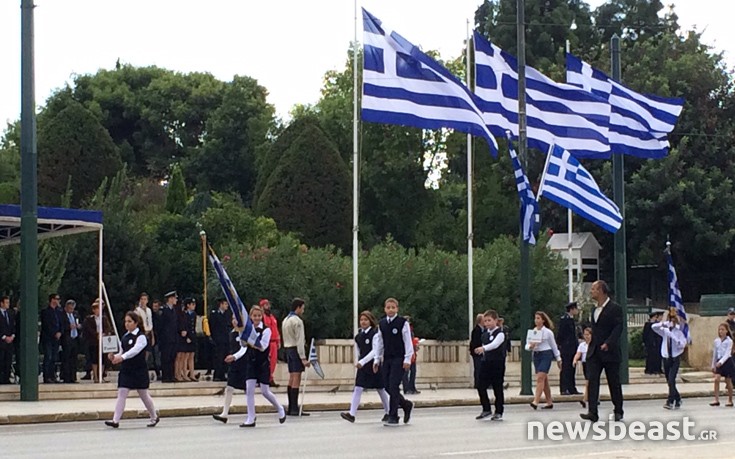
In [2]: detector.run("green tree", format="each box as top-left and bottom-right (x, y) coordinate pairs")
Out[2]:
(165, 164), (187, 214)
(37, 100), (123, 207)
(256, 122), (351, 251)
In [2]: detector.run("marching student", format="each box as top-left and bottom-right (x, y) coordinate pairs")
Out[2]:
(472, 309), (506, 421)
(573, 327), (592, 408)
(239, 305), (286, 427)
(525, 311), (561, 410)
(340, 311), (390, 423)
(212, 315), (248, 424)
(652, 308), (687, 410)
(710, 323), (734, 407)
(373, 297), (414, 426)
(104, 312), (159, 428)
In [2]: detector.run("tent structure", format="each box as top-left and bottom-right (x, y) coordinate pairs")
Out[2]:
(0, 204), (111, 383)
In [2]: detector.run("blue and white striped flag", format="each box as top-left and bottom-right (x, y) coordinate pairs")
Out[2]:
(208, 249), (262, 348)
(309, 338), (325, 379)
(665, 246), (690, 343)
(539, 145), (622, 233)
(361, 9), (499, 155)
(566, 54), (684, 159)
(473, 33), (611, 159)
(507, 134), (539, 245)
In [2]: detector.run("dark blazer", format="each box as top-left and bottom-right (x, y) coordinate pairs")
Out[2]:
(209, 309), (232, 346)
(81, 314), (112, 345)
(557, 314), (578, 355)
(0, 309), (15, 346)
(158, 306), (178, 345)
(587, 300), (623, 363)
(41, 306), (63, 343)
(469, 324), (483, 354)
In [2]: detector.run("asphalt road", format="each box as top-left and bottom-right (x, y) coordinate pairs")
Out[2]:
(4, 398), (733, 458)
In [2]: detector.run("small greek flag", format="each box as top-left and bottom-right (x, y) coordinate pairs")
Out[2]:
(309, 338), (325, 379)
(665, 245), (690, 343)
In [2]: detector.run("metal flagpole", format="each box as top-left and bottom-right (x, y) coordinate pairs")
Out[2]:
(299, 339), (313, 416)
(564, 41), (574, 304)
(352, 0), (360, 336)
(466, 19), (474, 338)
(98, 228), (104, 383)
(200, 230), (210, 337)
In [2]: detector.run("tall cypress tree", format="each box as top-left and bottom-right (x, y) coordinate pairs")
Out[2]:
(165, 164), (187, 214)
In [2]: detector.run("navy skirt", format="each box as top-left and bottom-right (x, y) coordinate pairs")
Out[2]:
(533, 350), (554, 374)
(118, 366), (149, 390)
(716, 357), (735, 379)
(227, 356), (248, 391)
(246, 354), (271, 385)
(355, 362), (383, 389)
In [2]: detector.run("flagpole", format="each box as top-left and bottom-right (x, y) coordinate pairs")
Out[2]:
(299, 339), (313, 416)
(200, 230), (210, 337)
(535, 143), (554, 202)
(352, 0), (360, 337)
(466, 19), (474, 338)
(564, 40), (574, 304)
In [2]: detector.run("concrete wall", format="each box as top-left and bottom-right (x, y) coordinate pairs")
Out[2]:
(686, 314), (727, 370)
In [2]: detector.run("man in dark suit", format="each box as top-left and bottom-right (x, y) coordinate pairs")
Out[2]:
(60, 300), (82, 383)
(0, 296), (16, 384)
(557, 302), (580, 395)
(209, 298), (232, 382)
(158, 291), (179, 382)
(41, 294), (64, 383)
(581, 280), (624, 422)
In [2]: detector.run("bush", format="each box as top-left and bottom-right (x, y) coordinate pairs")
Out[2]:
(628, 327), (645, 359)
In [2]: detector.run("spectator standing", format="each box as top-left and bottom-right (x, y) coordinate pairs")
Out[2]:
(260, 299), (281, 387)
(60, 300), (82, 383)
(209, 298), (232, 382)
(0, 296), (16, 384)
(41, 293), (64, 383)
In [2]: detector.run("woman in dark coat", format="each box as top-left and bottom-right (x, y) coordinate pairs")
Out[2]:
(104, 312), (159, 428)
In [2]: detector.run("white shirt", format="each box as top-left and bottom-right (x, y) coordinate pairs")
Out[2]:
(593, 297), (611, 322)
(135, 305), (153, 333)
(524, 326), (561, 360)
(481, 327), (505, 353)
(372, 316), (414, 365)
(712, 336), (733, 368)
(652, 322), (687, 358)
(233, 327), (272, 360)
(576, 341), (588, 363)
(117, 328), (148, 361)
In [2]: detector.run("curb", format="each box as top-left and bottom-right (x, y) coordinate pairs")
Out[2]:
(0, 389), (715, 426)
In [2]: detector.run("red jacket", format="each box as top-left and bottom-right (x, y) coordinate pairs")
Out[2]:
(263, 312), (280, 344)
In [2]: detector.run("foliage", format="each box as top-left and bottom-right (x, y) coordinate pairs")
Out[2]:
(165, 164), (187, 214)
(628, 327), (645, 360)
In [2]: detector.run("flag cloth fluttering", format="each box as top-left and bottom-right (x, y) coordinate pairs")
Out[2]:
(507, 134), (539, 245)
(309, 338), (325, 379)
(665, 244), (690, 343)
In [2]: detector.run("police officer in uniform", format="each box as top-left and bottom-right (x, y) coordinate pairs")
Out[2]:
(557, 302), (580, 395)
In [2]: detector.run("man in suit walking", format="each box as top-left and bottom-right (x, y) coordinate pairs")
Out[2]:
(0, 296), (16, 384)
(60, 300), (82, 383)
(581, 280), (624, 422)
(557, 302), (580, 395)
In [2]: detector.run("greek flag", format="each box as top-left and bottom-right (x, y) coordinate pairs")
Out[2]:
(309, 338), (325, 379)
(208, 249), (262, 348)
(539, 145), (622, 233)
(473, 32), (611, 159)
(362, 9), (499, 155)
(665, 246), (690, 343)
(507, 134), (539, 245)
(566, 54), (684, 159)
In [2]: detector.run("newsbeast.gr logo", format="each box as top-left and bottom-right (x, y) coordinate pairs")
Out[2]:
(528, 417), (718, 441)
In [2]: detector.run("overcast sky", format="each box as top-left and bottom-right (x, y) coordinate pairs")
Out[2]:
(0, 0), (732, 128)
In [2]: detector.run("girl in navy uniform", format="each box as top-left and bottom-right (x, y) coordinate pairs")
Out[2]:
(573, 327), (592, 408)
(525, 311), (561, 410)
(340, 311), (390, 423)
(105, 312), (159, 428)
(240, 305), (286, 427)
(178, 298), (197, 381)
(710, 323), (734, 407)
(213, 316), (248, 423)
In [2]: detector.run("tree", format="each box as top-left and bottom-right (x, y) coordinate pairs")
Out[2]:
(37, 100), (123, 207)
(165, 164), (187, 214)
(256, 122), (351, 250)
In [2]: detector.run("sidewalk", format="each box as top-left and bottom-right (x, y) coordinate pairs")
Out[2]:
(0, 382), (717, 425)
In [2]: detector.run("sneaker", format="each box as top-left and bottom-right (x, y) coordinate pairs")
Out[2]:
(403, 400), (414, 424)
(340, 412), (355, 423)
(490, 413), (503, 421)
(383, 416), (400, 426)
(475, 411), (492, 420)
(663, 403), (673, 410)
(381, 414), (390, 423)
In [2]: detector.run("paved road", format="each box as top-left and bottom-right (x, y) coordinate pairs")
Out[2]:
(4, 398), (732, 458)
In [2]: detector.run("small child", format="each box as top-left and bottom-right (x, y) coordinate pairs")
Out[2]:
(212, 316), (248, 424)
(473, 309), (506, 421)
(710, 323), (734, 407)
(652, 308), (688, 410)
(340, 311), (390, 423)
(573, 327), (592, 408)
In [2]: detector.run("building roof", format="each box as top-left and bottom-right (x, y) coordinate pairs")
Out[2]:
(546, 232), (601, 251)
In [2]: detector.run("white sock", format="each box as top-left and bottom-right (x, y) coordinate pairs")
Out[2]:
(377, 388), (390, 414)
(245, 379), (257, 424)
(349, 386), (364, 416)
(221, 386), (234, 416)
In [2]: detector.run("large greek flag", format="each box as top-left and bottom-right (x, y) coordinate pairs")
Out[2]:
(666, 247), (690, 343)
(566, 54), (684, 159)
(208, 249), (262, 348)
(507, 134), (539, 245)
(362, 9), (499, 155)
(539, 145), (622, 233)
(473, 33), (611, 159)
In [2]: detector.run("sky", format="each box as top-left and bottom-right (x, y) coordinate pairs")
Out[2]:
(0, 0), (733, 128)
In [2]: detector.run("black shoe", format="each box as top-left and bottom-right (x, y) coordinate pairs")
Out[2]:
(340, 412), (355, 423)
(403, 400), (414, 424)
(541, 404), (554, 410)
(529, 402), (538, 410)
(239, 422), (256, 428)
(212, 414), (228, 424)
(104, 421), (119, 428)
(614, 413), (624, 422)
(475, 411), (492, 420)
(383, 416), (399, 426)
(580, 413), (598, 422)
(490, 413), (503, 421)
(279, 414), (286, 424)
(561, 390), (572, 396)
(381, 414), (390, 423)
(147, 417), (160, 428)
(270, 381), (280, 388)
